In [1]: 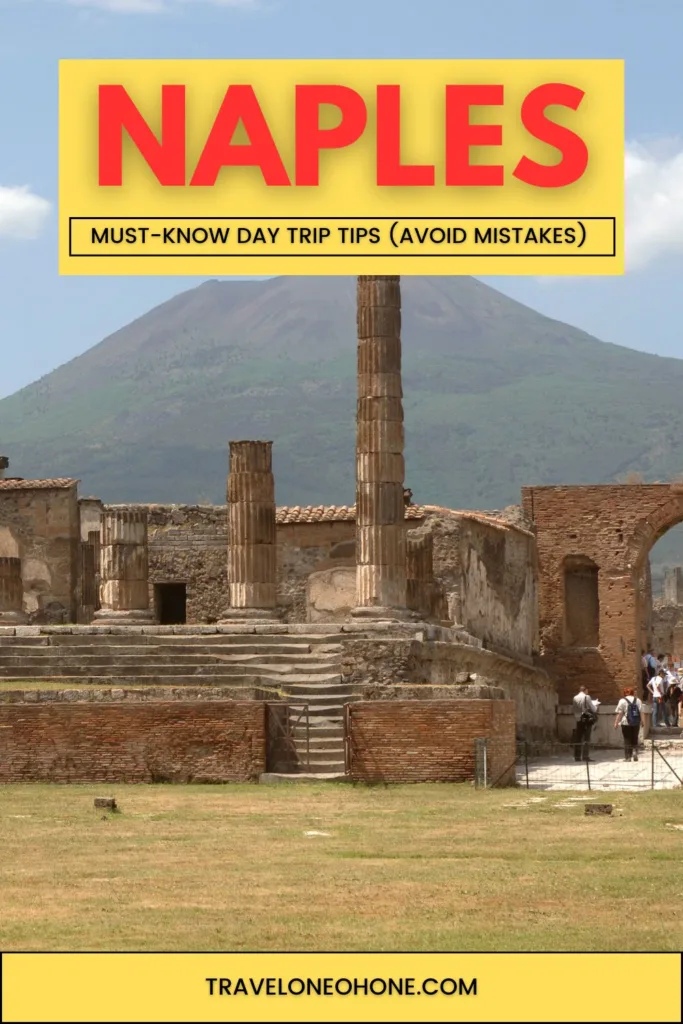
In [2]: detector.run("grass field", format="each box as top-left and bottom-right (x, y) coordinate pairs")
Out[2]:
(2, 783), (683, 952)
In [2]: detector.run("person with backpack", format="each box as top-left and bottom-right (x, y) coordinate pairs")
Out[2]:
(614, 687), (643, 762)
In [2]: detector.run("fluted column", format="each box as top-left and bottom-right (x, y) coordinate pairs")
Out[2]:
(352, 275), (409, 619)
(0, 557), (28, 623)
(221, 440), (280, 622)
(94, 509), (154, 623)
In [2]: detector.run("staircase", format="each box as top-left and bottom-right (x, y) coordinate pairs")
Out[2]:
(0, 632), (357, 775)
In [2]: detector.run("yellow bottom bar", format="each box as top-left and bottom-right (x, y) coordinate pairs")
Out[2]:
(2, 952), (680, 1023)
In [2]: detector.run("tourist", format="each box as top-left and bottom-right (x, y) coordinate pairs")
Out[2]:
(646, 649), (661, 677)
(613, 687), (643, 761)
(666, 670), (681, 728)
(647, 668), (667, 729)
(572, 685), (598, 762)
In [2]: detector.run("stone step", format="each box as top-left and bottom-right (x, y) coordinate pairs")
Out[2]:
(0, 658), (341, 675)
(0, 632), (344, 647)
(290, 722), (345, 737)
(259, 772), (348, 783)
(278, 692), (357, 705)
(286, 705), (345, 718)
(289, 747), (346, 764)
(0, 643), (341, 658)
(291, 760), (346, 773)
(293, 735), (345, 749)
(0, 666), (343, 684)
(0, 675), (289, 689)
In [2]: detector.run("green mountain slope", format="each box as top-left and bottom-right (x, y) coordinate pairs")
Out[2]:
(1, 275), (683, 519)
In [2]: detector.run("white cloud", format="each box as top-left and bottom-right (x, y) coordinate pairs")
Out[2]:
(62, 0), (257, 11)
(626, 139), (683, 271)
(0, 185), (51, 240)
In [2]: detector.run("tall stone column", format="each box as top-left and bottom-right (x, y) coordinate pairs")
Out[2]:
(0, 557), (28, 623)
(353, 275), (409, 619)
(94, 509), (154, 624)
(221, 440), (280, 622)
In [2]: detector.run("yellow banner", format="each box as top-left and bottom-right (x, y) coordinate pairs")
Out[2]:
(58, 59), (624, 276)
(2, 953), (679, 1022)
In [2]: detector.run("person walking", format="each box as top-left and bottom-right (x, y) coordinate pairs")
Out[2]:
(614, 687), (642, 761)
(648, 669), (667, 729)
(667, 675), (681, 729)
(572, 685), (598, 762)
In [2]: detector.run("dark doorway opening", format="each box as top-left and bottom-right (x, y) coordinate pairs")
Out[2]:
(155, 583), (187, 625)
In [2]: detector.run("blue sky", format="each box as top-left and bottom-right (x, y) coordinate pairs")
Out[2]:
(1, 0), (682, 399)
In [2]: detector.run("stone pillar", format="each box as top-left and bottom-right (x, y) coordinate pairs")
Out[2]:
(94, 509), (154, 624)
(221, 441), (280, 622)
(664, 567), (683, 606)
(88, 529), (102, 612)
(79, 541), (97, 623)
(407, 533), (434, 619)
(0, 557), (28, 623)
(353, 275), (409, 619)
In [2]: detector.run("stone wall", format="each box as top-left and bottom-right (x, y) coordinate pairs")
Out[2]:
(347, 699), (516, 784)
(0, 700), (266, 783)
(128, 505), (361, 624)
(340, 636), (556, 741)
(454, 515), (537, 659)
(278, 521), (356, 622)
(144, 505), (227, 623)
(133, 502), (538, 658)
(0, 482), (80, 623)
(652, 603), (683, 658)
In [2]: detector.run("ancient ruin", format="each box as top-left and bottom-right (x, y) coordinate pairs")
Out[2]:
(1, 274), (678, 783)
(95, 509), (154, 624)
(222, 440), (280, 622)
(353, 275), (408, 620)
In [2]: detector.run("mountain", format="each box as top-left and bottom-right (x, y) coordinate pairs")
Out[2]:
(2, 276), (683, 530)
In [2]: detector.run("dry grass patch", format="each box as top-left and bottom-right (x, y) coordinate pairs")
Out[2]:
(1, 783), (683, 951)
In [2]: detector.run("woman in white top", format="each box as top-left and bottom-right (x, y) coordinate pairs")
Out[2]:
(614, 687), (642, 762)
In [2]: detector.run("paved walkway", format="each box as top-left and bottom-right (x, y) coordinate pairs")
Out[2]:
(518, 745), (683, 791)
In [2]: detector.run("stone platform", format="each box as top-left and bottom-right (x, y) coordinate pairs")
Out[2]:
(0, 621), (473, 641)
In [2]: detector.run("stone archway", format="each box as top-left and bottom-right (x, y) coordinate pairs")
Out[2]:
(522, 483), (683, 703)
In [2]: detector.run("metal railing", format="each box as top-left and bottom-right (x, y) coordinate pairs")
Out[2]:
(266, 702), (311, 773)
(484, 738), (683, 791)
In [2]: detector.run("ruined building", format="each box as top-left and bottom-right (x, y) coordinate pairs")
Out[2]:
(0, 276), (671, 784)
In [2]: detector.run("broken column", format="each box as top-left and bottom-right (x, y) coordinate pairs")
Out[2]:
(221, 440), (280, 621)
(94, 509), (154, 623)
(0, 557), (28, 623)
(352, 275), (409, 619)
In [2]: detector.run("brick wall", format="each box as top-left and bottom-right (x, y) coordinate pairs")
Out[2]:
(522, 483), (683, 703)
(0, 700), (266, 783)
(347, 699), (516, 785)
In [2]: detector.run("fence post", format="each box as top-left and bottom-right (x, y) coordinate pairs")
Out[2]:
(586, 756), (591, 791)
(474, 738), (488, 789)
(651, 739), (655, 790)
(524, 741), (529, 789)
